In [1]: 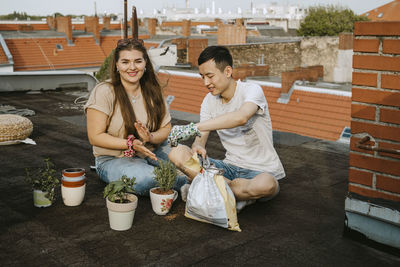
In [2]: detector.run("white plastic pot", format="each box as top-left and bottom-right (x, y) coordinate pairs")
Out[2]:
(149, 187), (178, 215)
(61, 184), (86, 206)
(106, 193), (138, 231)
(33, 189), (52, 208)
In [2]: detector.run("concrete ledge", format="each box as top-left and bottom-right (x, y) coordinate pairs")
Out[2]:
(0, 70), (98, 92)
(345, 197), (400, 249)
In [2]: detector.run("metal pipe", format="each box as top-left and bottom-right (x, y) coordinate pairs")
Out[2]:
(356, 135), (400, 155)
(132, 6), (138, 40)
(124, 0), (128, 39)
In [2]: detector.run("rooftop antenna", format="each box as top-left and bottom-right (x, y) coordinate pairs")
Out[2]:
(94, 1), (97, 17)
(132, 6), (138, 40)
(123, 0), (128, 39)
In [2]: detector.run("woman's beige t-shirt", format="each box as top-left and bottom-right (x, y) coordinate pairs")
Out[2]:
(84, 82), (171, 158)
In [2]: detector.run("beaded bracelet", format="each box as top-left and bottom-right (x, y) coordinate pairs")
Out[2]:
(124, 134), (135, 157)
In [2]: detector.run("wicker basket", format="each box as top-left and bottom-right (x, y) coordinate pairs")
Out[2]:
(0, 114), (33, 142)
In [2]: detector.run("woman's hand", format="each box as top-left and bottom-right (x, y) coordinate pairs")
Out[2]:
(133, 139), (157, 161)
(135, 120), (153, 144)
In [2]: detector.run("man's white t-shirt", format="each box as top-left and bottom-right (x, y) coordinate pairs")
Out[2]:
(200, 80), (285, 180)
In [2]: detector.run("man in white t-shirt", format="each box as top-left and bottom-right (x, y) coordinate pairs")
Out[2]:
(168, 46), (285, 212)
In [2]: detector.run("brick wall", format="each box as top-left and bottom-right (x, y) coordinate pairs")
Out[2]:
(349, 21), (400, 203)
(227, 42), (301, 76)
(232, 64), (270, 80)
(56, 16), (72, 42)
(84, 16), (100, 43)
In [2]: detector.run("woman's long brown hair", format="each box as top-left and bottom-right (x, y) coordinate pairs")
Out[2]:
(109, 39), (166, 139)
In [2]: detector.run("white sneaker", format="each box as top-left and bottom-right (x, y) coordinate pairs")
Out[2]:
(180, 183), (190, 202)
(236, 199), (256, 213)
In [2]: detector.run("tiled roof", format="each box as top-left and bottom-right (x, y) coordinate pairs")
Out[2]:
(0, 23), (50, 31)
(0, 45), (8, 64)
(5, 37), (106, 71)
(100, 35), (157, 57)
(3, 33), (165, 71)
(263, 86), (351, 141)
(161, 72), (351, 141)
(362, 0), (400, 21)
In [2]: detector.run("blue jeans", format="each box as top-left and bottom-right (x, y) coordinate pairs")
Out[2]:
(209, 158), (280, 201)
(209, 158), (263, 180)
(95, 141), (187, 196)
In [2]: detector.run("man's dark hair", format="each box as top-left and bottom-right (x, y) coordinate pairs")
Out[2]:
(198, 46), (233, 72)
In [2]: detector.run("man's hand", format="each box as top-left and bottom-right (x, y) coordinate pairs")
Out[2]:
(192, 143), (207, 159)
(168, 122), (201, 147)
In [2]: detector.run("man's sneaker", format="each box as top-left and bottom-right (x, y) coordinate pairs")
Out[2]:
(236, 199), (256, 213)
(180, 183), (190, 202)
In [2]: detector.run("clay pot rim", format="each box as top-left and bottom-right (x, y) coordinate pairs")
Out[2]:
(62, 168), (85, 177)
(62, 175), (85, 182)
(61, 179), (86, 187)
(106, 193), (138, 212)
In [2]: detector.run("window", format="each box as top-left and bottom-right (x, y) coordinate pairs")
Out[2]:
(338, 127), (351, 143)
(56, 44), (63, 50)
(377, 12), (384, 18)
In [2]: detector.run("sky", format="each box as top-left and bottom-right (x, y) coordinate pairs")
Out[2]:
(0, 0), (393, 16)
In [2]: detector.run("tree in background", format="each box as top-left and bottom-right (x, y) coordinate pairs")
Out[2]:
(96, 51), (113, 81)
(297, 5), (369, 36)
(0, 11), (45, 21)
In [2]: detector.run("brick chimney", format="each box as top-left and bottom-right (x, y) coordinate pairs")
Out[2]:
(46, 16), (57, 30)
(84, 16), (100, 44)
(147, 18), (157, 36)
(345, 21), (400, 249)
(182, 19), (191, 37)
(187, 38), (208, 67)
(56, 16), (72, 44)
(217, 24), (246, 45)
(235, 18), (244, 26)
(102, 16), (111, 30)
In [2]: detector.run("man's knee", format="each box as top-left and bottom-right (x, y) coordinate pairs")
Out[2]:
(260, 178), (278, 197)
(235, 174), (278, 199)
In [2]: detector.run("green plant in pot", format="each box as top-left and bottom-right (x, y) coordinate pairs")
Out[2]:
(150, 160), (178, 215)
(104, 175), (138, 231)
(25, 158), (59, 208)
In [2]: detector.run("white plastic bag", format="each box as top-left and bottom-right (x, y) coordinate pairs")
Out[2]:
(184, 155), (241, 232)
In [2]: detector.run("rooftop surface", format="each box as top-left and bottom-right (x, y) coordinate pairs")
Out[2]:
(0, 88), (399, 266)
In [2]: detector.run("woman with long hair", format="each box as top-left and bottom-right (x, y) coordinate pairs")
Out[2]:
(85, 39), (186, 195)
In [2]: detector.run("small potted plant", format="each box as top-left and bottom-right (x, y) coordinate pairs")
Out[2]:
(25, 158), (59, 208)
(150, 160), (178, 215)
(103, 175), (138, 231)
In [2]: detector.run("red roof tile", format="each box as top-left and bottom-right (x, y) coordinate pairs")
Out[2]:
(362, 0), (400, 21)
(5, 37), (105, 71)
(0, 23), (50, 31)
(0, 45), (8, 64)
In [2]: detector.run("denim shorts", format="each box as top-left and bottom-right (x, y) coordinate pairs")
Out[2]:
(208, 158), (263, 181)
(95, 141), (187, 196)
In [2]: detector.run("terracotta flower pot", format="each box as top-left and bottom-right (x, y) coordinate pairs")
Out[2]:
(106, 193), (138, 231)
(149, 187), (177, 215)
